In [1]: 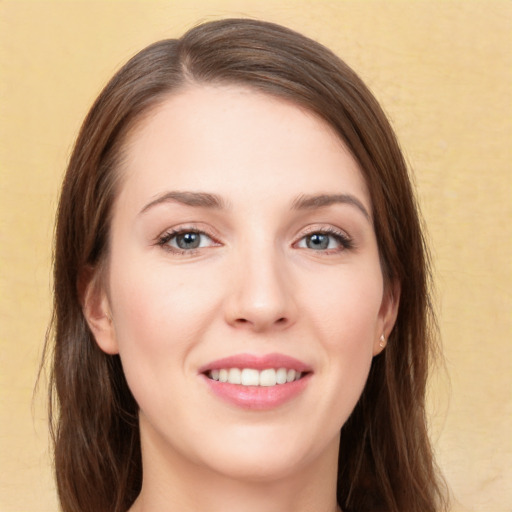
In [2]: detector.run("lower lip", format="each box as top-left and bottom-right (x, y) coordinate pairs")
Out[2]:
(201, 374), (311, 410)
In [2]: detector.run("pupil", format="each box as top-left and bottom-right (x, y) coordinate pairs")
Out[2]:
(177, 232), (200, 249)
(307, 233), (328, 250)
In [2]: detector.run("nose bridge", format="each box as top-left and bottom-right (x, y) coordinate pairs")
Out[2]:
(225, 236), (296, 331)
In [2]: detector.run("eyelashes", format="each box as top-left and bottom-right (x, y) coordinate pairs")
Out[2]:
(295, 227), (354, 252)
(157, 227), (219, 255)
(156, 225), (354, 256)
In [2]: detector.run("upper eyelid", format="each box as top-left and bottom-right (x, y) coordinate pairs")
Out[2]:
(295, 224), (351, 239)
(157, 224), (218, 239)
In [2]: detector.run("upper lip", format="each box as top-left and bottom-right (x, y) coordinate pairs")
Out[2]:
(198, 353), (312, 373)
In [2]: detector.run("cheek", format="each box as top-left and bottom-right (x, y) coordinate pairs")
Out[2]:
(106, 254), (223, 394)
(308, 265), (383, 345)
(304, 265), (383, 408)
(106, 260), (224, 420)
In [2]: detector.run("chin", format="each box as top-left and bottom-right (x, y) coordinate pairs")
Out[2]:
(190, 425), (338, 483)
(205, 450), (308, 483)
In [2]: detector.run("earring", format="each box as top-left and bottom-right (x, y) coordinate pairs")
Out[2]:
(379, 334), (386, 348)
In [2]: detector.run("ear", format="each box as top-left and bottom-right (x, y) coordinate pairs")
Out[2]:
(373, 279), (401, 356)
(79, 265), (119, 355)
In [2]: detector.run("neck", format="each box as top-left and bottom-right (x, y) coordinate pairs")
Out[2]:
(131, 473), (340, 512)
(129, 420), (340, 512)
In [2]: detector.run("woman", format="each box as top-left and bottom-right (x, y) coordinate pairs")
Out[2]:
(45, 18), (447, 512)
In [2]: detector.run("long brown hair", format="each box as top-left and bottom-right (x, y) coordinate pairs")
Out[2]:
(45, 18), (447, 512)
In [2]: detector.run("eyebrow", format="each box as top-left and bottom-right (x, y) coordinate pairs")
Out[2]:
(140, 191), (227, 214)
(291, 193), (371, 221)
(139, 190), (370, 221)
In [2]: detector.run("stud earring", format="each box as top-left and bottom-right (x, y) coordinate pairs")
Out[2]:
(379, 334), (386, 348)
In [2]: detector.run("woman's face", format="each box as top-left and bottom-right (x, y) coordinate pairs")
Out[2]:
(87, 85), (398, 482)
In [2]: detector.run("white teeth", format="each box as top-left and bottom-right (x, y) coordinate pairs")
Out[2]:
(208, 367), (305, 386)
(286, 369), (296, 383)
(259, 369), (276, 387)
(228, 368), (241, 384)
(241, 368), (259, 386)
(276, 367), (288, 384)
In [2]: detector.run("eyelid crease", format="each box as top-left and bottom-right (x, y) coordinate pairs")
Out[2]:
(298, 224), (351, 239)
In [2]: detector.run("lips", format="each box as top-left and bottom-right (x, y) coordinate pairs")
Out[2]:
(199, 353), (312, 410)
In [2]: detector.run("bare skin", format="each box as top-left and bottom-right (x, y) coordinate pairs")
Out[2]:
(83, 85), (398, 512)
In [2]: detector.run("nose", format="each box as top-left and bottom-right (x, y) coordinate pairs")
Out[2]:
(224, 247), (298, 332)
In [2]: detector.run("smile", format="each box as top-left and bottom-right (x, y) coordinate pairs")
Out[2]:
(207, 368), (303, 387)
(200, 353), (312, 409)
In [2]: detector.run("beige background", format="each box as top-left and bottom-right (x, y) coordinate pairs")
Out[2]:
(1, 1), (510, 511)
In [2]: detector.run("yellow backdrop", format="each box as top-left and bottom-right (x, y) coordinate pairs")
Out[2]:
(1, 1), (510, 511)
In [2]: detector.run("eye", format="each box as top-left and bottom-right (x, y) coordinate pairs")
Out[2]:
(157, 229), (218, 253)
(296, 229), (352, 252)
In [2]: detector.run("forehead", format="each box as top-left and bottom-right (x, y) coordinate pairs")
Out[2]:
(118, 84), (370, 213)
